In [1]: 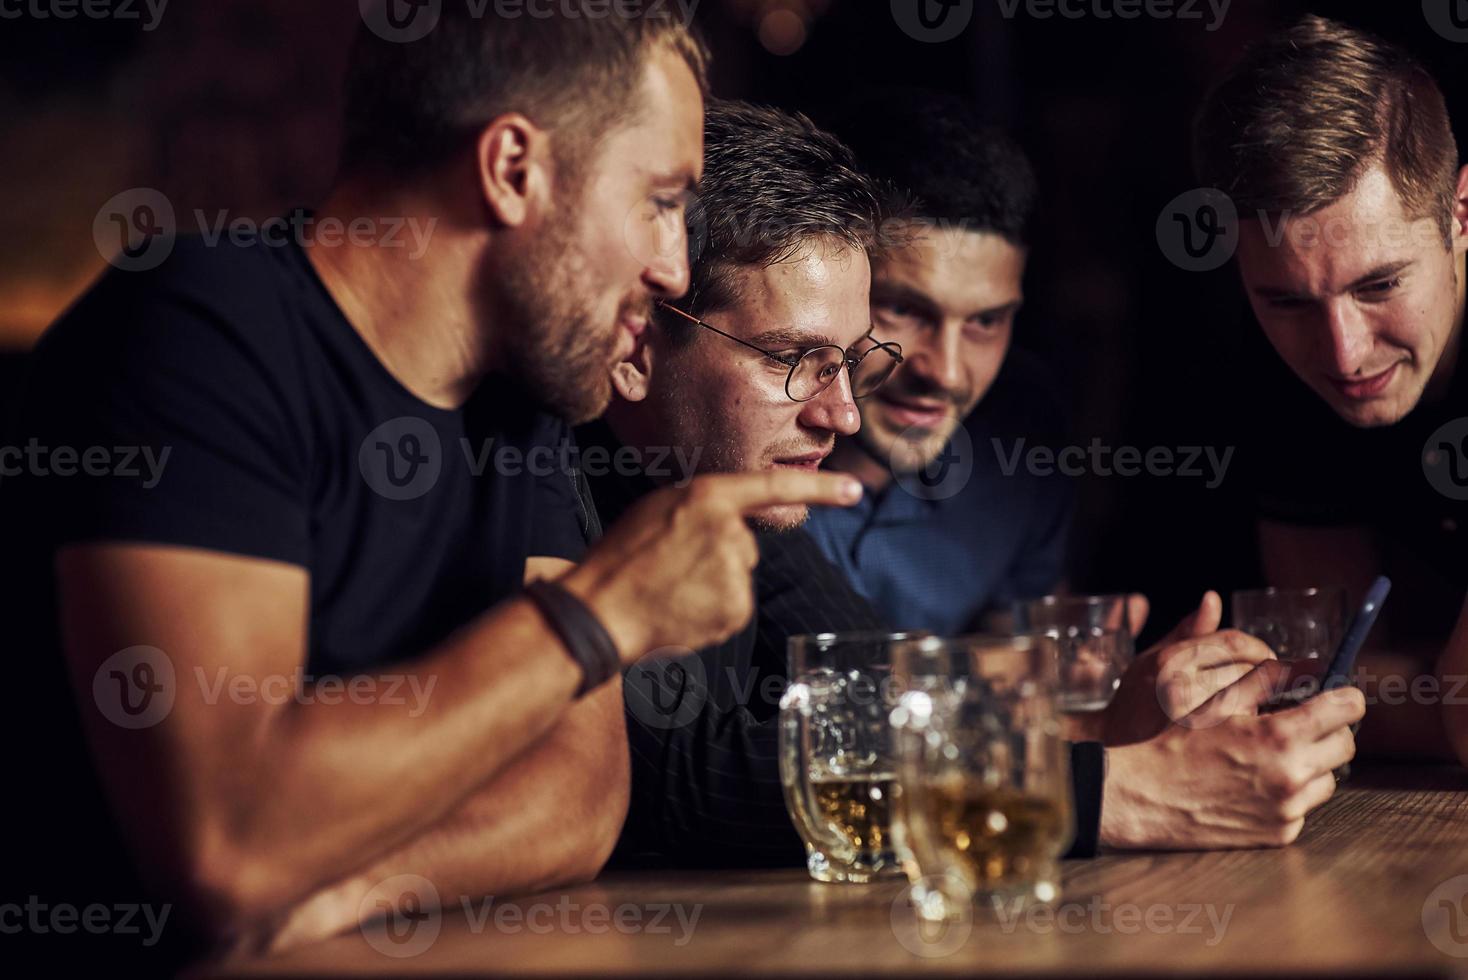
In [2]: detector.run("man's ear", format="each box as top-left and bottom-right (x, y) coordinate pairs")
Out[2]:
(477, 113), (552, 229)
(610, 330), (656, 403)
(1453, 164), (1468, 253)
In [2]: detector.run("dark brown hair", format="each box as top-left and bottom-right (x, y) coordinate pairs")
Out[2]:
(673, 100), (887, 329)
(826, 87), (1038, 248)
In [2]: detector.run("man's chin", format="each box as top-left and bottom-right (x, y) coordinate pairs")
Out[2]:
(863, 426), (954, 475)
(546, 373), (613, 425)
(1335, 405), (1408, 429)
(1318, 381), (1420, 429)
(748, 503), (808, 534)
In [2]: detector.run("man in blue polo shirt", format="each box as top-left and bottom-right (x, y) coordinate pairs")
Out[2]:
(807, 90), (1070, 634)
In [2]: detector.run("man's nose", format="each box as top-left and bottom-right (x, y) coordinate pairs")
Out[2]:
(1322, 301), (1374, 376)
(642, 221), (690, 299)
(904, 323), (964, 393)
(799, 368), (861, 436)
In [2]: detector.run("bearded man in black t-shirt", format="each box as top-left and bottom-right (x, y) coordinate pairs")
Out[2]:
(0, 6), (866, 968)
(1194, 15), (1468, 761)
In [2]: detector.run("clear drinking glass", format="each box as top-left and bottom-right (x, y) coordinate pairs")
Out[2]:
(1231, 586), (1347, 662)
(1013, 594), (1134, 712)
(889, 633), (1073, 920)
(778, 632), (921, 883)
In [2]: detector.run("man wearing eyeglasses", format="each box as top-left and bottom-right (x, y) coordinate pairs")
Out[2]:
(573, 99), (914, 867)
(596, 100), (903, 534)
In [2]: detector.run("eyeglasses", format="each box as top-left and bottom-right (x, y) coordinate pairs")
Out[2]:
(656, 302), (904, 403)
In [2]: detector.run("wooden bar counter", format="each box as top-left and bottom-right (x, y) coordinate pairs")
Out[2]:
(195, 764), (1468, 978)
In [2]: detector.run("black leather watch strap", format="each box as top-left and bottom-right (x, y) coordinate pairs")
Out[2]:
(1066, 740), (1106, 858)
(523, 579), (621, 699)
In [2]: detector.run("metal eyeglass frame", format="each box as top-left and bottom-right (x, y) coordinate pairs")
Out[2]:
(655, 301), (904, 403)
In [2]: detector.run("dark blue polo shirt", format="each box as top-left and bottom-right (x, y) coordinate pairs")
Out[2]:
(805, 350), (1073, 633)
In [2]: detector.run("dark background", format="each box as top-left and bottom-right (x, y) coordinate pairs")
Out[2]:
(2, 0), (1464, 644)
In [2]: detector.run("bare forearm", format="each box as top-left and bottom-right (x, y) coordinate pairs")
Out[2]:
(218, 599), (588, 901)
(62, 558), (591, 933)
(254, 682), (631, 954)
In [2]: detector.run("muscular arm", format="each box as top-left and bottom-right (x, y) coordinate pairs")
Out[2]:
(1257, 520), (1454, 759)
(58, 546), (614, 943)
(59, 471), (856, 947)
(246, 558), (630, 953)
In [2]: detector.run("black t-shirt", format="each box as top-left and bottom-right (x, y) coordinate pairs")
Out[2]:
(1242, 340), (1468, 639)
(0, 231), (585, 968)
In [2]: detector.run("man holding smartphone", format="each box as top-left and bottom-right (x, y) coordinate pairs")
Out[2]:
(1193, 14), (1468, 761)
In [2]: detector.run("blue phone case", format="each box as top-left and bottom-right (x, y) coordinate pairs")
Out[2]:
(1320, 576), (1392, 691)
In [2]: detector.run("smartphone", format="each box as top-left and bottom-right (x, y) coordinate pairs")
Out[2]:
(1261, 576), (1391, 712)
(1320, 576), (1392, 690)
